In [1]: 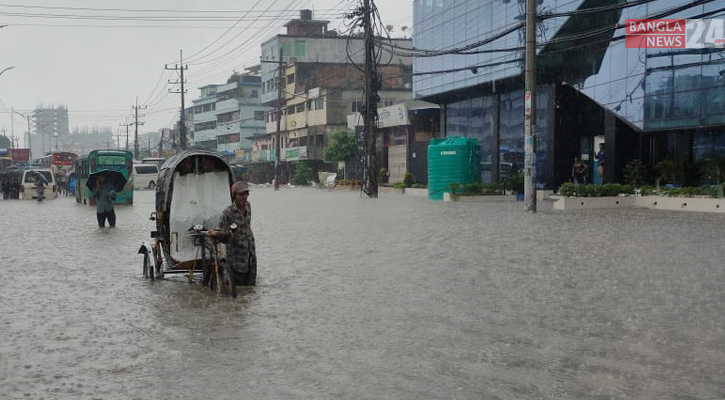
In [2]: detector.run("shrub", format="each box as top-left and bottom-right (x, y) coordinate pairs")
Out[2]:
(463, 182), (482, 194)
(449, 182), (459, 194)
(393, 182), (406, 189)
(403, 173), (414, 188)
(291, 161), (315, 186)
(557, 183), (634, 197)
(504, 171), (525, 194)
(379, 167), (389, 184)
(623, 159), (650, 186)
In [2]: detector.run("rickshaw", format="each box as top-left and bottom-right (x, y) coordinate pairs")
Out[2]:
(138, 150), (238, 296)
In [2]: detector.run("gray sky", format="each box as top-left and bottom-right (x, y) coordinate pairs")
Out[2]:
(0, 0), (412, 145)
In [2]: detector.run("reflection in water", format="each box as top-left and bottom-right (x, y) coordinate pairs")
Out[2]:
(1, 189), (724, 399)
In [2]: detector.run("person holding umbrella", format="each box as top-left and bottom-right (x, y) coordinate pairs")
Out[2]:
(92, 173), (117, 228)
(34, 173), (47, 202)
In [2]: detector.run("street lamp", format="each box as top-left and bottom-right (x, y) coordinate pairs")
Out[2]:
(0, 66), (15, 78)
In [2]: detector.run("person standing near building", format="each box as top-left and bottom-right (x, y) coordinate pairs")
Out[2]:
(596, 143), (605, 184)
(93, 174), (117, 228)
(207, 181), (257, 290)
(571, 156), (587, 185)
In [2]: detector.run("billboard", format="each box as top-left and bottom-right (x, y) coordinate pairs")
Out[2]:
(10, 148), (30, 163)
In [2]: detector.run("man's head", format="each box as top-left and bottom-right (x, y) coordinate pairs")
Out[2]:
(231, 181), (250, 206)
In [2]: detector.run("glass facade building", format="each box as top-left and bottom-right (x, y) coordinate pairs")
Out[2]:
(413, 0), (725, 188)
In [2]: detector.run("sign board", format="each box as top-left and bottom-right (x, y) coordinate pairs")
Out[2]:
(308, 87), (320, 99)
(377, 104), (409, 128)
(10, 148), (30, 163)
(524, 91), (532, 117)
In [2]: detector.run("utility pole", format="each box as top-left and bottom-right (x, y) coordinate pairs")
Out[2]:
(524, 0), (537, 212)
(132, 97), (146, 160)
(362, 0), (379, 198)
(119, 118), (131, 151)
(274, 46), (284, 191)
(166, 50), (188, 152)
(12, 107), (32, 161)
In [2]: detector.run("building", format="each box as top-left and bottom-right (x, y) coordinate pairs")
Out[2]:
(190, 73), (266, 161)
(348, 100), (441, 184)
(412, 0), (725, 189)
(254, 9), (413, 181)
(32, 104), (70, 156)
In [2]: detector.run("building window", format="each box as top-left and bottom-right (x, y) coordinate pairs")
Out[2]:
(254, 111), (265, 121)
(294, 40), (306, 57)
(351, 101), (363, 112)
(287, 73), (295, 85)
(282, 42), (292, 57)
(296, 103), (305, 113)
(315, 98), (324, 110)
(251, 90), (259, 98)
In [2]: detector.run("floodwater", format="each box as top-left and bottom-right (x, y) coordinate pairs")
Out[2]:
(1, 188), (724, 400)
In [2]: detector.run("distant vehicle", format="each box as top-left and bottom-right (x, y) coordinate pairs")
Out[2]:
(37, 152), (77, 176)
(132, 163), (159, 189)
(20, 169), (56, 200)
(75, 150), (134, 205)
(141, 157), (166, 167)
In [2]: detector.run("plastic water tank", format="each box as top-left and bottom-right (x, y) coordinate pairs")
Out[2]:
(427, 137), (481, 200)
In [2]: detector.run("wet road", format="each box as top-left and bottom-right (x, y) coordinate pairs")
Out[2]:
(1, 189), (724, 400)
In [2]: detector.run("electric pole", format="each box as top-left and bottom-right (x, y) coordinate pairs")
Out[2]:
(166, 50), (188, 152)
(119, 118), (131, 151)
(524, 0), (537, 212)
(132, 97), (146, 160)
(362, 0), (379, 198)
(274, 47), (284, 191)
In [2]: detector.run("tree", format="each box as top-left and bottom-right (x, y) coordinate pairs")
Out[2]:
(323, 130), (356, 162)
(291, 161), (315, 186)
(322, 130), (357, 178)
(0, 135), (10, 149)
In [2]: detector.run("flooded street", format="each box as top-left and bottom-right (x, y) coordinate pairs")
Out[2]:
(1, 188), (724, 400)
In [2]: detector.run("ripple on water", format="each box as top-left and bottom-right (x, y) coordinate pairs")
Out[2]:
(1, 189), (725, 399)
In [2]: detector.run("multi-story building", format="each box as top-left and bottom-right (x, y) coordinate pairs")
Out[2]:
(254, 9), (413, 179)
(413, 0), (725, 189)
(33, 104), (70, 155)
(190, 73), (266, 161)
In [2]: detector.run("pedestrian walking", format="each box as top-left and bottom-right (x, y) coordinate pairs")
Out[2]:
(93, 174), (117, 228)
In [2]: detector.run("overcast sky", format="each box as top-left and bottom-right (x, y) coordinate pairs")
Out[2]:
(0, 0), (412, 145)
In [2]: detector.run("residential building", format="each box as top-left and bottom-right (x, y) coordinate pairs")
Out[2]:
(254, 9), (413, 181)
(190, 73), (266, 161)
(412, 0), (725, 189)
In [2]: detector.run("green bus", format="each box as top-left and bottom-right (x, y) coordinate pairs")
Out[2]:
(75, 149), (134, 205)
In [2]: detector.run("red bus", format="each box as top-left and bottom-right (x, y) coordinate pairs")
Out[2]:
(38, 152), (78, 175)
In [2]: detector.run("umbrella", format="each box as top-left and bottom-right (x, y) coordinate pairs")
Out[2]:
(30, 171), (49, 184)
(86, 169), (127, 192)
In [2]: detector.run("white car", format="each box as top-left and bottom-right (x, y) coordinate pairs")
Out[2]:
(20, 169), (57, 199)
(132, 163), (159, 189)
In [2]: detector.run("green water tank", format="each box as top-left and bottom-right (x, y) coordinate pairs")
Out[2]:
(427, 137), (481, 201)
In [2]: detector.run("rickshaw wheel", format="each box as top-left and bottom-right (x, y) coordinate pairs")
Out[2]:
(143, 253), (155, 280)
(209, 262), (235, 297)
(154, 249), (164, 278)
(222, 262), (237, 298)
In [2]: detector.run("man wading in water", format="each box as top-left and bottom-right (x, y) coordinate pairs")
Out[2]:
(208, 181), (257, 294)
